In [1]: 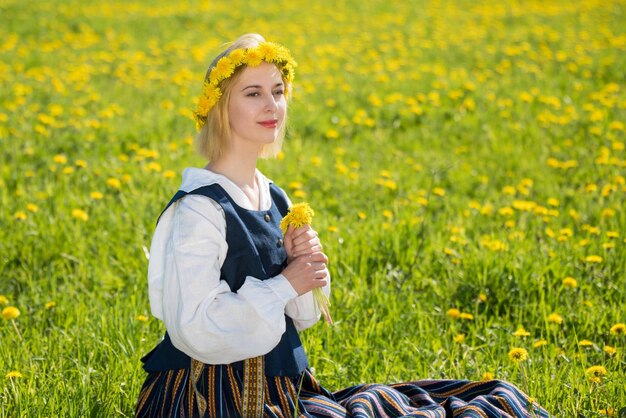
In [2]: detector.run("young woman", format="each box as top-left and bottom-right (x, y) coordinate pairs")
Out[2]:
(136, 33), (551, 418)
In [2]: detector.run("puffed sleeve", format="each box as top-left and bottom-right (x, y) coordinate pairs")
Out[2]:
(149, 194), (299, 365)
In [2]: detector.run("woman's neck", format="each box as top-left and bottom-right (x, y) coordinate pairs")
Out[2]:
(206, 150), (258, 189)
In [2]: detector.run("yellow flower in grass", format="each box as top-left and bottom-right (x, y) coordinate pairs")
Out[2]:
(584, 255), (603, 263)
(603, 345), (617, 356)
(610, 323), (625, 335)
(453, 333), (465, 344)
(508, 347), (528, 363)
(72, 209), (89, 221)
(599, 408), (615, 416)
(0, 295), (8, 305)
(446, 308), (461, 319)
(5, 371), (23, 379)
(562, 277), (577, 288)
(14, 211), (27, 221)
(533, 339), (548, 349)
(2, 306), (20, 320)
(459, 312), (474, 320)
(578, 340), (594, 348)
(513, 326), (531, 337)
(482, 372), (494, 381)
(547, 313), (563, 325)
(585, 365), (607, 383)
(107, 178), (122, 189)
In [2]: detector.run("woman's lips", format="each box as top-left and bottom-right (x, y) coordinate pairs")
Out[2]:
(258, 120), (278, 128)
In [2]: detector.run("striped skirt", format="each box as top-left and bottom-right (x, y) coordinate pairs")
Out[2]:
(135, 364), (551, 418)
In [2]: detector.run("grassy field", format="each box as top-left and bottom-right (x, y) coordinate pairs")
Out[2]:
(1, 0), (625, 416)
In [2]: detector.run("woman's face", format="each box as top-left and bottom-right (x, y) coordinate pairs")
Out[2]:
(227, 62), (287, 153)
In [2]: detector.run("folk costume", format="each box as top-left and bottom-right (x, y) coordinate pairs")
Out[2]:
(136, 168), (551, 418)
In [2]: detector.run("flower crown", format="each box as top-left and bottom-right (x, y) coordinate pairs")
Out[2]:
(194, 41), (297, 130)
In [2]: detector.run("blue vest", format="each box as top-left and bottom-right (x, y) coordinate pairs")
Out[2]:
(141, 183), (308, 377)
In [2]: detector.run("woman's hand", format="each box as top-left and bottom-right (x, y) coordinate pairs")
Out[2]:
(281, 252), (329, 296)
(284, 224), (323, 262)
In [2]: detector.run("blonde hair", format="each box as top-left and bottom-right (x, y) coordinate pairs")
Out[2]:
(194, 34), (292, 162)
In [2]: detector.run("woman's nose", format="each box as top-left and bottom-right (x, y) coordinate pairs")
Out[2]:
(265, 95), (278, 112)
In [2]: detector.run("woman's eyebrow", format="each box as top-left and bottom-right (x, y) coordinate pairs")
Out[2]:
(241, 82), (284, 92)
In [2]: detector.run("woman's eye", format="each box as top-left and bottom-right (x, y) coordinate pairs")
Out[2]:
(247, 92), (260, 97)
(273, 90), (284, 96)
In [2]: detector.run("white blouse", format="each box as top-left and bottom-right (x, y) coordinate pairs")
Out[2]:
(147, 167), (330, 365)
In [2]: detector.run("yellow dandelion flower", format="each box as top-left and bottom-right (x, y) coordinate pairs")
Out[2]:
(533, 339), (548, 349)
(433, 187), (445, 197)
(164, 170), (176, 179)
(478, 293), (487, 302)
(482, 372), (494, 381)
(136, 314), (149, 322)
(0, 295), (8, 305)
(53, 154), (67, 164)
(71, 209), (89, 221)
(446, 308), (461, 319)
(245, 47), (263, 67)
(228, 48), (245, 65)
(280, 203), (314, 234)
(14, 211), (27, 221)
(562, 277), (577, 288)
(214, 56), (235, 80)
(106, 178), (122, 189)
(90, 191), (104, 200)
(460, 312), (474, 320)
(26, 203), (38, 212)
(548, 313), (564, 325)
(584, 255), (603, 263)
(610, 323), (625, 335)
(45, 301), (56, 310)
(513, 326), (531, 337)
(603, 345), (617, 356)
(258, 42), (279, 62)
(5, 371), (23, 379)
(598, 408), (615, 416)
(508, 347), (528, 363)
(585, 365), (607, 383)
(579, 340), (594, 347)
(453, 333), (466, 344)
(2, 306), (20, 320)
(75, 159), (88, 168)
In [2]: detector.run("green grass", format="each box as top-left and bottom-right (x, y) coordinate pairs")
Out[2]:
(1, 0), (625, 416)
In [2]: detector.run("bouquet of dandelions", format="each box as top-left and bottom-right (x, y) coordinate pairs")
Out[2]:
(280, 203), (332, 325)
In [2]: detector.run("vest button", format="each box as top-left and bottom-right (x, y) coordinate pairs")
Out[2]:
(264, 214), (271, 222)
(277, 238), (284, 247)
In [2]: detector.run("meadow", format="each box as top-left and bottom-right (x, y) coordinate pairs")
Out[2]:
(1, 0), (625, 416)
